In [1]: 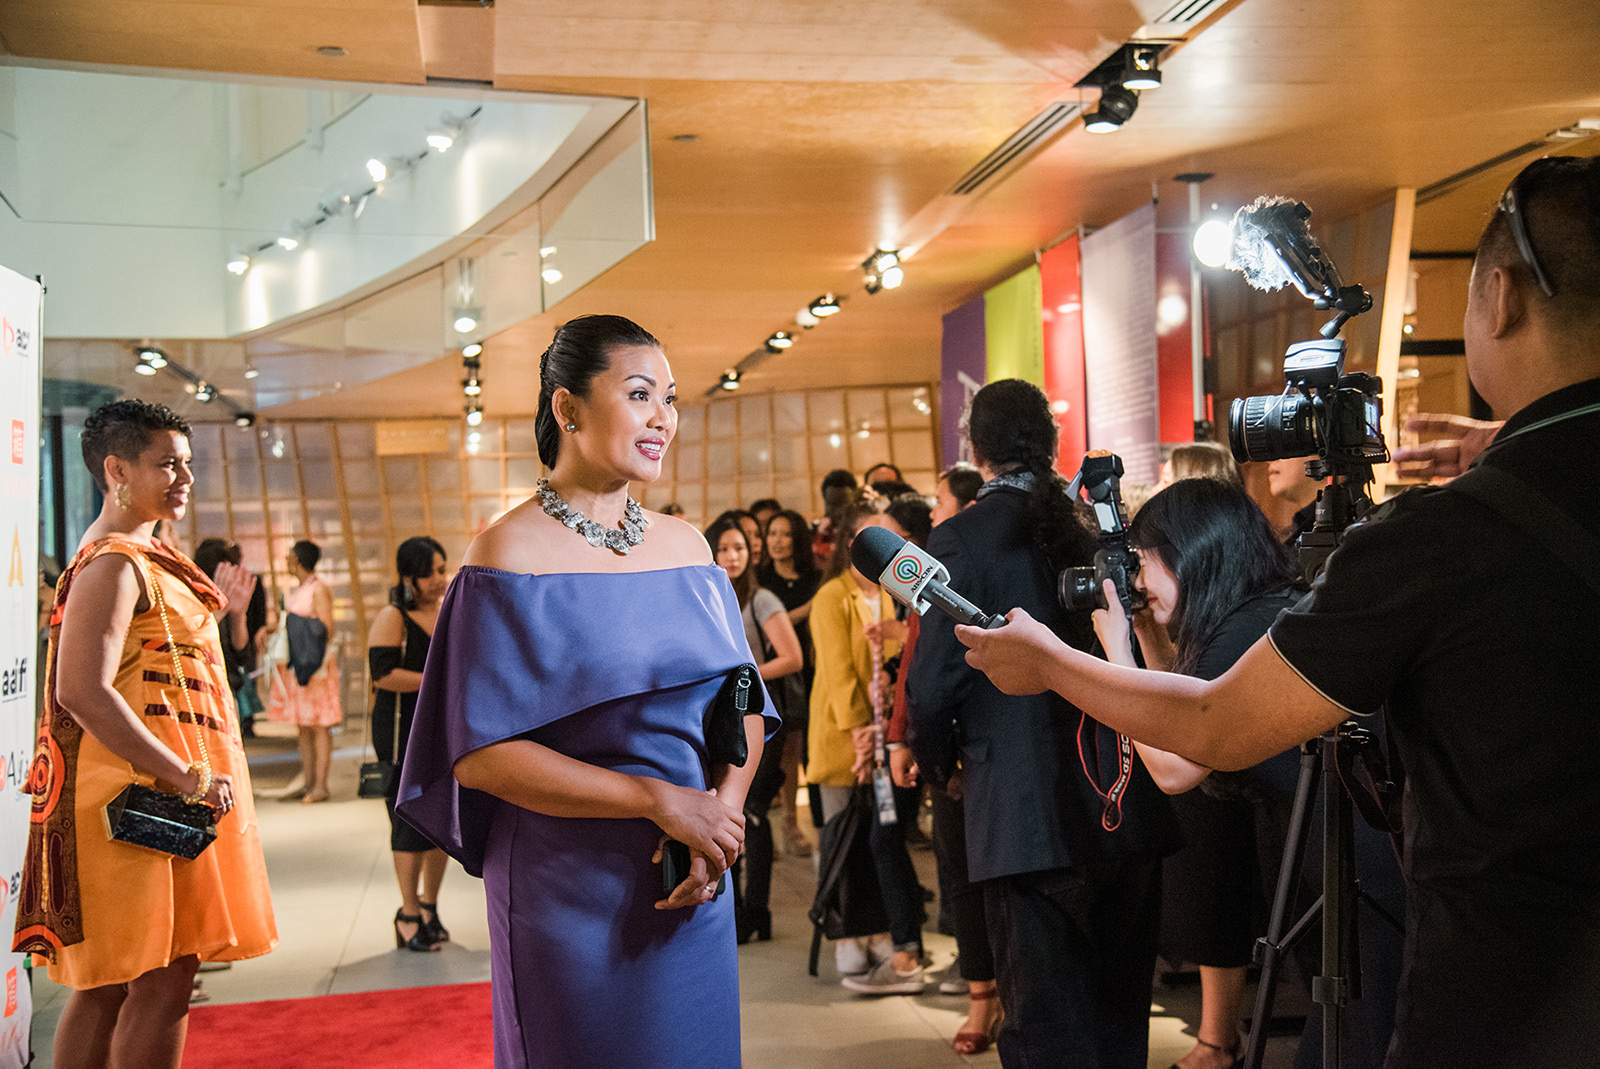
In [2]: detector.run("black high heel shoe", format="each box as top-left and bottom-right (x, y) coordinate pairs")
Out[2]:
(394, 909), (440, 953)
(419, 901), (449, 944)
(736, 906), (772, 945)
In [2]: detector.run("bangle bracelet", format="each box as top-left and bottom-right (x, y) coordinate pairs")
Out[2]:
(180, 762), (212, 805)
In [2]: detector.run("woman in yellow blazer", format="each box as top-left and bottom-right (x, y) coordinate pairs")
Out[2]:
(807, 504), (927, 992)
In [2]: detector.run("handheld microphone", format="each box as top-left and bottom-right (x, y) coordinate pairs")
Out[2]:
(850, 526), (1005, 629)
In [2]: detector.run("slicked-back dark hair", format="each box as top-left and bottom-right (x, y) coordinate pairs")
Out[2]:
(1128, 477), (1307, 675)
(535, 314), (661, 468)
(392, 535), (447, 608)
(80, 399), (191, 493)
(967, 378), (1094, 573)
(885, 494), (933, 549)
(940, 463), (983, 508)
(291, 539), (321, 572)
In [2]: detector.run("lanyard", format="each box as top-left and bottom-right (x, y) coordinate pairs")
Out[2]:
(1077, 714), (1134, 832)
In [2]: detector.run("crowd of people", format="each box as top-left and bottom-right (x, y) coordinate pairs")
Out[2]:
(17, 157), (1599, 1068)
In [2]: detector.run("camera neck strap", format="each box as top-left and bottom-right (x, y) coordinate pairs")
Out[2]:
(1076, 714), (1134, 832)
(1448, 463), (1600, 597)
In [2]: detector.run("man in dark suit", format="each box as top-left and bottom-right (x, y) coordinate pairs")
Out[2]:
(906, 378), (1180, 1068)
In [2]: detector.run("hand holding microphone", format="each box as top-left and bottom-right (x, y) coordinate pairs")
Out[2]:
(849, 526), (1006, 629)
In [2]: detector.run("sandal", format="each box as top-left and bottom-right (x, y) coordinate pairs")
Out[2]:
(952, 986), (1002, 1056)
(394, 909), (440, 953)
(418, 901), (450, 944)
(1171, 1034), (1243, 1069)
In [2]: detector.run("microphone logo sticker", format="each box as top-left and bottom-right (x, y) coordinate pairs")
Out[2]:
(892, 555), (922, 584)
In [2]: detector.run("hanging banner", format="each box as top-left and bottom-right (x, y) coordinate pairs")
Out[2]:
(983, 264), (1044, 386)
(1040, 237), (1088, 474)
(0, 264), (40, 1067)
(1155, 230), (1198, 445)
(939, 298), (986, 468)
(1081, 203), (1160, 485)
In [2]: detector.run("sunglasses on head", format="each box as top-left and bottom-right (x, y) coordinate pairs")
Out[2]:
(1497, 155), (1600, 300)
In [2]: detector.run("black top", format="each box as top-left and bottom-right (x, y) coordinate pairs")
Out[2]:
(757, 564), (821, 668)
(371, 610), (432, 774)
(1268, 377), (1600, 1067)
(906, 484), (1180, 883)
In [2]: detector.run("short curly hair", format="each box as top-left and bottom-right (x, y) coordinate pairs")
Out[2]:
(80, 399), (191, 494)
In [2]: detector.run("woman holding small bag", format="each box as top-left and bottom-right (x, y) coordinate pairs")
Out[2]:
(267, 539), (340, 803)
(366, 536), (451, 952)
(15, 400), (277, 1069)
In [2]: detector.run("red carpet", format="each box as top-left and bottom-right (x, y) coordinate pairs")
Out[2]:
(182, 982), (493, 1068)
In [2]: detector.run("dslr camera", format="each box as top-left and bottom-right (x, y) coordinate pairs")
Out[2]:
(1059, 451), (1147, 616)
(1229, 337), (1389, 467)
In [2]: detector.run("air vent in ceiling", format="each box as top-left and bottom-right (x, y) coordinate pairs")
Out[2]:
(1150, 0), (1230, 27)
(418, 0), (492, 7)
(950, 102), (1083, 197)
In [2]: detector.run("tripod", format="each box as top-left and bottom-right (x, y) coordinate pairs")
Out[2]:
(1242, 470), (1404, 1069)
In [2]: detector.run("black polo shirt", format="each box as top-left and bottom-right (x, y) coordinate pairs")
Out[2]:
(1268, 377), (1600, 1068)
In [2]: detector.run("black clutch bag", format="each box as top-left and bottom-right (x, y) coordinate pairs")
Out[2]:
(705, 663), (763, 768)
(103, 783), (217, 860)
(358, 761), (397, 798)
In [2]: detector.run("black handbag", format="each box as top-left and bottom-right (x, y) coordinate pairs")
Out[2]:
(359, 625), (406, 799)
(104, 559), (217, 859)
(704, 663), (762, 768)
(807, 784), (891, 976)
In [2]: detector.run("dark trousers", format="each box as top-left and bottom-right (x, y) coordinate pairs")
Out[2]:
(930, 787), (994, 982)
(984, 858), (1162, 1069)
(868, 780), (926, 950)
(733, 723), (788, 915)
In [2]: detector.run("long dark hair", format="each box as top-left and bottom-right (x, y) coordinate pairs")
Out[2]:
(763, 509), (817, 578)
(704, 516), (757, 607)
(535, 314), (660, 468)
(391, 536), (446, 608)
(823, 492), (882, 581)
(1128, 478), (1307, 675)
(967, 379), (1094, 572)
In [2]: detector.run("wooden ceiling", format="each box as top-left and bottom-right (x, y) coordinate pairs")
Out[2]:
(4, 0), (1600, 419)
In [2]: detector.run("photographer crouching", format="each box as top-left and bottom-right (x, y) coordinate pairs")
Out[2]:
(958, 156), (1600, 1067)
(906, 379), (1180, 1068)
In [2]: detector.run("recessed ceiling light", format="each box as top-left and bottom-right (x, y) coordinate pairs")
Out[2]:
(465, 404), (484, 426)
(226, 253), (250, 275)
(426, 130), (454, 152)
(316, 45), (347, 57)
(452, 307), (481, 333)
(366, 158), (388, 183)
(462, 342), (483, 358)
(243, 365), (260, 380)
(541, 267), (563, 284)
(277, 235), (299, 251)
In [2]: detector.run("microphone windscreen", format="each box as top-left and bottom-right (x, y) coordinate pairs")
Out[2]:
(850, 524), (905, 579)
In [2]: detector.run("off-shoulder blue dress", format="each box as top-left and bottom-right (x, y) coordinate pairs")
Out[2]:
(396, 564), (778, 1069)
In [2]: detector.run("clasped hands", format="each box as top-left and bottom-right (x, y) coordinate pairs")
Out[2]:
(651, 783), (746, 911)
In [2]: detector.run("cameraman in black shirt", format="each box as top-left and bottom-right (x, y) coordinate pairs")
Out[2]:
(958, 156), (1600, 1068)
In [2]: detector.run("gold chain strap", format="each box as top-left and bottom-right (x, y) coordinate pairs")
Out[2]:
(144, 559), (213, 800)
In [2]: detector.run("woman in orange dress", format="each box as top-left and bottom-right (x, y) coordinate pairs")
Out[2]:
(267, 539), (341, 803)
(14, 400), (277, 1069)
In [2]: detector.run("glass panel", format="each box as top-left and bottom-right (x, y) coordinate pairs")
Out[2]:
(382, 457), (422, 495)
(847, 389), (888, 434)
(672, 442), (703, 484)
(343, 458), (379, 495)
(670, 483), (704, 525)
(808, 391), (845, 432)
(739, 396), (771, 438)
(739, 439), (770, 476)
(505, 418), (539, 455)
(470, 496), (504, 527)
(337, 423), (375, 457)
(387, 495), (427, 538)
(263, 459), (300, 499)
(772, 392), (807, 436)
(707, 400), (736, 440)
(346, 497), (383, 538)
(887, 386), (934, 428)
(705, 481), (736, 518)
(769, 436), (803, 477)
(229, 450), (261, 498)
(506, 457), (541, 490)
(306, 504), (344, 544)
(294, 424), (333, 458)
(427, 457), (464, 495)
(354, 538), (387, 576)
(902, 470), (937, 495)
(191, 500), (229, 538)
(738, 480), (772, 507)
(436, 532), (472, 565)
(468, 457), (501, 493)
(299, 459), (336, 500)
(706, 441), (735, 480)
(774, 478), (813, 518)
(891, 430), (934, 473)
(811, 432), (848, 472)
(474, 421), (505, 455)
(676, 405), (704, 444)
(849, 429), (891, 473)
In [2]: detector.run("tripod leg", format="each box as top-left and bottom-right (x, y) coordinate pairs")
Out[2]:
(1244, 743), (1320, 1069)
(1318, 733), (1358, 1069)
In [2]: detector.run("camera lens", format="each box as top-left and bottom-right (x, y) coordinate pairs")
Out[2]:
(1058, 566), (1103, 612)
(1229, 393), (1317, 463)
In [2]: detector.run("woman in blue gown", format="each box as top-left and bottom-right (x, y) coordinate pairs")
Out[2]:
(398, 315), (778, 1068)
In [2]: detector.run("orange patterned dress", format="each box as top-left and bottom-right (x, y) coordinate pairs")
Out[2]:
(14, 537), (278, 989)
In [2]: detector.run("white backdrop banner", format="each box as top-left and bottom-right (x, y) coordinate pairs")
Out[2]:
(0, 264), (39, 1066)
(1081, 202), (1160, 486)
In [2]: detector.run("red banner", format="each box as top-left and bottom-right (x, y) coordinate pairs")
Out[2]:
(1040, 237), (1088, 474)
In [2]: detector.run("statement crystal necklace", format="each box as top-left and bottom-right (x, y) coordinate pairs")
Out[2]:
(536, 478), (649, 555)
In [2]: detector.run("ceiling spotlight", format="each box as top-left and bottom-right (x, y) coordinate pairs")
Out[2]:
(796, 308), (820, 329)
(463, 378), (482, 397)
(366, 158), (388, 183)
(134, 359), (159, 377)
(540, 267), (563, 284)
(465, 404), (484, 426)
(1121, 46), (1163, 90)
(136, 346), (168, 370)
(277, 235), (300, 251)
(426, 130), (455, 153)
(234, 412), (256, 428)
(880, 265), (904, 289)
(808, 294), (843, 317)
(1193, 218), (1234, 268)
(461, 342), (483, 358)
(226, 253), (250, 275)
(194, 382), (217, 403)
(765, 331), (795, 352)
(243, 364), (260, 379)
(1084, 85), (1139, 133)
(539, 246), (557, 258)
(719, 369), (741, 391)
(452, 307), (482, 334)
(862, 250), (905, 295)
